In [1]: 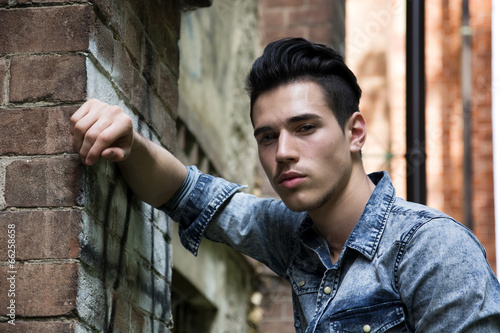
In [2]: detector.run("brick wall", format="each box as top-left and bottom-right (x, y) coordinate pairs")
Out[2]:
(424, 0), (495, 273)
(259, 0), (345, 53)
(425, 0), (464, 223)
(0, 1), (204, 331)
(0, 2), (89, 331)
(469, 0), (496, 273)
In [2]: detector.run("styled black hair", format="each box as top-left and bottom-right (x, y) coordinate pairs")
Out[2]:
(246, 38), (362, 129)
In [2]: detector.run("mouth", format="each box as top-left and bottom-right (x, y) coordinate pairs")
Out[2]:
(276, 171), (307, 189)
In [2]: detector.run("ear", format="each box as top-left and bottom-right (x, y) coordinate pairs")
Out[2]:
(345, 112), (367, 153)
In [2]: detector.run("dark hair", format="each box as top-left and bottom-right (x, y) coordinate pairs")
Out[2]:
(245, 38), (362, 129)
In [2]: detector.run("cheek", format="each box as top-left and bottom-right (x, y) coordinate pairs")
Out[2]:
(303, 138), (348, 167)
(258, 150), (275, 175)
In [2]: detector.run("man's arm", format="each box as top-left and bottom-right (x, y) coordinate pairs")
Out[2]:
(70, 99), (187, 207)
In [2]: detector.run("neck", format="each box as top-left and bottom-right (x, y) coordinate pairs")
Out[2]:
(309, 165), (375, 257)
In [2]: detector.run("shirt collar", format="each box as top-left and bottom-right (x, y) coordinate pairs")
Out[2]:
(344, 171), (396, 260)
(295, 171), (396, 261)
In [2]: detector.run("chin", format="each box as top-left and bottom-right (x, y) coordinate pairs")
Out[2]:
(283, 203), (307, 212)
(279, 189), (333, 213)
(280, 196), (315, 213)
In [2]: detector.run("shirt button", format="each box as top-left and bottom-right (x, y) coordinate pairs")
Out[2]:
(363, 324), (371, 332)
(323, 286), (332, 295)
(299, 280), (306, 287)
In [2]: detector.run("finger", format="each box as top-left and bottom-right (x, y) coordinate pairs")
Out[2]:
(72, 115), (102, 157)
(101, 147), (126, 163)
(71, 100), (106, 153)
(83, 115), (133, 165)
(79, 117), (115, 165)
(70, 99), (96, 135)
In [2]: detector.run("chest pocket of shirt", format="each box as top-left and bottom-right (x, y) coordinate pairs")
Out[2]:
(329, 301), (408, 333)
(289, 259), (323, 295)
(288, 258), (324, 325)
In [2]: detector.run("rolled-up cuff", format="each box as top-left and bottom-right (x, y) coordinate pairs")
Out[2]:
(159, 166), (246, 256)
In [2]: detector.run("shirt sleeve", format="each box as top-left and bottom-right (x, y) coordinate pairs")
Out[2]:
(159, 166), (306, 278)
(397, 218), (500, 332)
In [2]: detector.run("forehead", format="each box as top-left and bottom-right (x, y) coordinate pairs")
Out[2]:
(252, 81), (332, 127)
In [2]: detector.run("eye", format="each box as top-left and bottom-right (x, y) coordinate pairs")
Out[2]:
(297, 124), (316, 134)
(258, 132), (278, 145)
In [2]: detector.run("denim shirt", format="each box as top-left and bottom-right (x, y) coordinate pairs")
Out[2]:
(161, 166), (500, 332)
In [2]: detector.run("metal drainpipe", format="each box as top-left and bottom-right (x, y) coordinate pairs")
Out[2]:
(461, 0), (473, 230)
(406, 0), (427, 204)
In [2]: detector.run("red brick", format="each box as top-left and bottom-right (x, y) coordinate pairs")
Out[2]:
(93, 0), (126, 35)
(146, 0), (181, 46)
(261, 10), (286, 28)
(111, 293), (131, 333)
(123, 9), (144, 65)
(0, 5), (91, 54)
(0, 262), (78, 317)
(0, 321), (76, 333)
(112, 40), (136, 99)
(262, 27), (308, 45)
(310, 24), (337, 45)
(154, 62), (179, 116)
(0, 210), (81, 260)
(148, 93), (177, 152)
(258, 321), (295, 333)
(89, 10), (114, 66)
(5, 157), (82, 208)
(289, 6), (335, 26)
(9, 55), (86, 103)
(0, 107), (76, 155)
(469, 1), (494, 273)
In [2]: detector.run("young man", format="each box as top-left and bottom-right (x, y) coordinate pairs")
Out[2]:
(71, 38), (500, 332)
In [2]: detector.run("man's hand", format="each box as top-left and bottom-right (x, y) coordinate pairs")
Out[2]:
(70, 98), (187, 207)
(70, 99), (134, 166)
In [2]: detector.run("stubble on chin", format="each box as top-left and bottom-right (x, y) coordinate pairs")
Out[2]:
(278, 185), (338, 213)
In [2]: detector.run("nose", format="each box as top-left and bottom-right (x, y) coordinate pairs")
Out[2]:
(276, 131), (299, 163)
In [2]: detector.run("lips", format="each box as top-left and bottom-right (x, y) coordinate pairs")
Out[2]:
(276, 171), (307, 189)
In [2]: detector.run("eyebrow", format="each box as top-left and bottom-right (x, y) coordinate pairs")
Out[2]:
(253, 113), (321, 138)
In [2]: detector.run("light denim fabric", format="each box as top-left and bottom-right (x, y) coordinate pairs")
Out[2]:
(161, 166), (500, 332)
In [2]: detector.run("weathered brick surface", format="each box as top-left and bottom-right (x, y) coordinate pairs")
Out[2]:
(0, 5), (91, 54)
(470, 1), (495, 273)
(259, 0), (343, 48)
(0, 107), (76, 155)
(424, 0), (464, 223)
(0, 58), (7, 105)
(0, 210), (81, 260)
(0, 0), (242, 331)
(4, 157), (82, 207)
(0, 262), (78, 317)
(0, 321), (76, 333)
(74, 0), (186, 330)
(9, 55), (86, 103)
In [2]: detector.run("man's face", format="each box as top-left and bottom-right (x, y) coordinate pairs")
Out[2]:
(252, 81), (355, 212)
